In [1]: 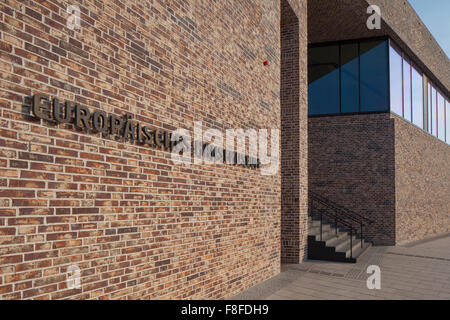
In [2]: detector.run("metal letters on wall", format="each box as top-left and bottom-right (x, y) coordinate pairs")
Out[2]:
(30, 94), (260, 168)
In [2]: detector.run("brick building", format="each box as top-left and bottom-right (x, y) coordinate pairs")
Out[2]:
(307, 0), (450, 247)
(0, 0), (448, 299)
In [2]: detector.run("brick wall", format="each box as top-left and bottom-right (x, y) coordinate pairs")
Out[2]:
(308, 113), (396, 245)
(308, 0), (449, 99)
(393, 115), (450, 244)
(367, 0), (450, 95)
(280, 0), (308, 264)
(309, 113), (450, 246)
(0, 0), (307, 300)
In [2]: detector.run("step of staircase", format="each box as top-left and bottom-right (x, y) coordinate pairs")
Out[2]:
(307, 216), (371, 263)
(309, 226), (347, 243)
(346, 241), (371, 259)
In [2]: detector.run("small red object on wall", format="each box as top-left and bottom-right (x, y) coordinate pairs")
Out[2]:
(263, 60), (269, 66)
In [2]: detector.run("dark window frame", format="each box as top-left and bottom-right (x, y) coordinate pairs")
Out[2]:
(308, 37), (450, 145)
(308, 44), (340, 115)
(308, 37), (449, 118)
(308, 36), (390, 117)
(340, 42), (360, 113)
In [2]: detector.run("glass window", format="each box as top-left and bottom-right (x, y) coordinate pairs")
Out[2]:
(402, 58), (412, 122)
(341, 43), (359, 113)
(308, 45), (340, 115)
(437, 91), (445, 141)
(427, 82), (432, 134)
(446, 100), (450, 144)
(432, 86), (437, 137)
(360, 40), (389, 112)
(389, 43), (403, 116)
(411, 66), (423, 128)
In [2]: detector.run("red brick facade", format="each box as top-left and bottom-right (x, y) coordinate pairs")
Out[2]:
(307, 0), (449, 247)
(308, 113), (396, 245)
(1, 0), (448, 301)
(308, 113), (450, 245)
(308, 0), (449, 98)
(393, 115), (450, 244)
(280, 0), (308, 264)
(0, 0), (308, 299)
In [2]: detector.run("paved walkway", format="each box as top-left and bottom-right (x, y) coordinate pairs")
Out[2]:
(232, 235), (450, 300)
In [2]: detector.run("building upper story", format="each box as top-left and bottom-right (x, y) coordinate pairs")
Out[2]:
(307, 0), (450, 145)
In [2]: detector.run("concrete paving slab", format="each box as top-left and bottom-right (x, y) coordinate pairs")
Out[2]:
(232, 235), (450, 300)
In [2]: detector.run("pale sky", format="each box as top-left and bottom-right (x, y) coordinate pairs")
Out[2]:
(408, 0), (450, 57)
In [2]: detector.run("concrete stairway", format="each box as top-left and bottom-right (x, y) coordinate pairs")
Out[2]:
(307, 216), (371, 263)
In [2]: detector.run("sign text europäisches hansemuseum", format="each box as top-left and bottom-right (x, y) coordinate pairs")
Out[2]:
(30, 94), (260, 168)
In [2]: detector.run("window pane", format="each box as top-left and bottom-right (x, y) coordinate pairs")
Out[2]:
(341, 43), (359, 113)
(432, 86), (437, 137)
(411, 66), (423, 128)
(428, 82), (432, 133)
(389, 43), (403, 116)
(360, 40), (389, 112)
(437, 91), (445, 141)
(446, 100), (450, 144)
(308, 45), (340, 115)
(403, 58), (412, 122)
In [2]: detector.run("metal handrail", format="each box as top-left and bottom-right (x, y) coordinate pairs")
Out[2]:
(310, 191), (394, 242)
(309, 193), (371, 259)
(310, 191), (375, 224)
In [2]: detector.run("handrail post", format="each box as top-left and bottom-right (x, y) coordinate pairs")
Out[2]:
(309, 197), (312, 216)
(310, 194), (369, 254)
(335, 216), (337, 235)
(350, 226), (353, 259)
(360, 222), (363, 248)
(320, 211), (323, 241)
